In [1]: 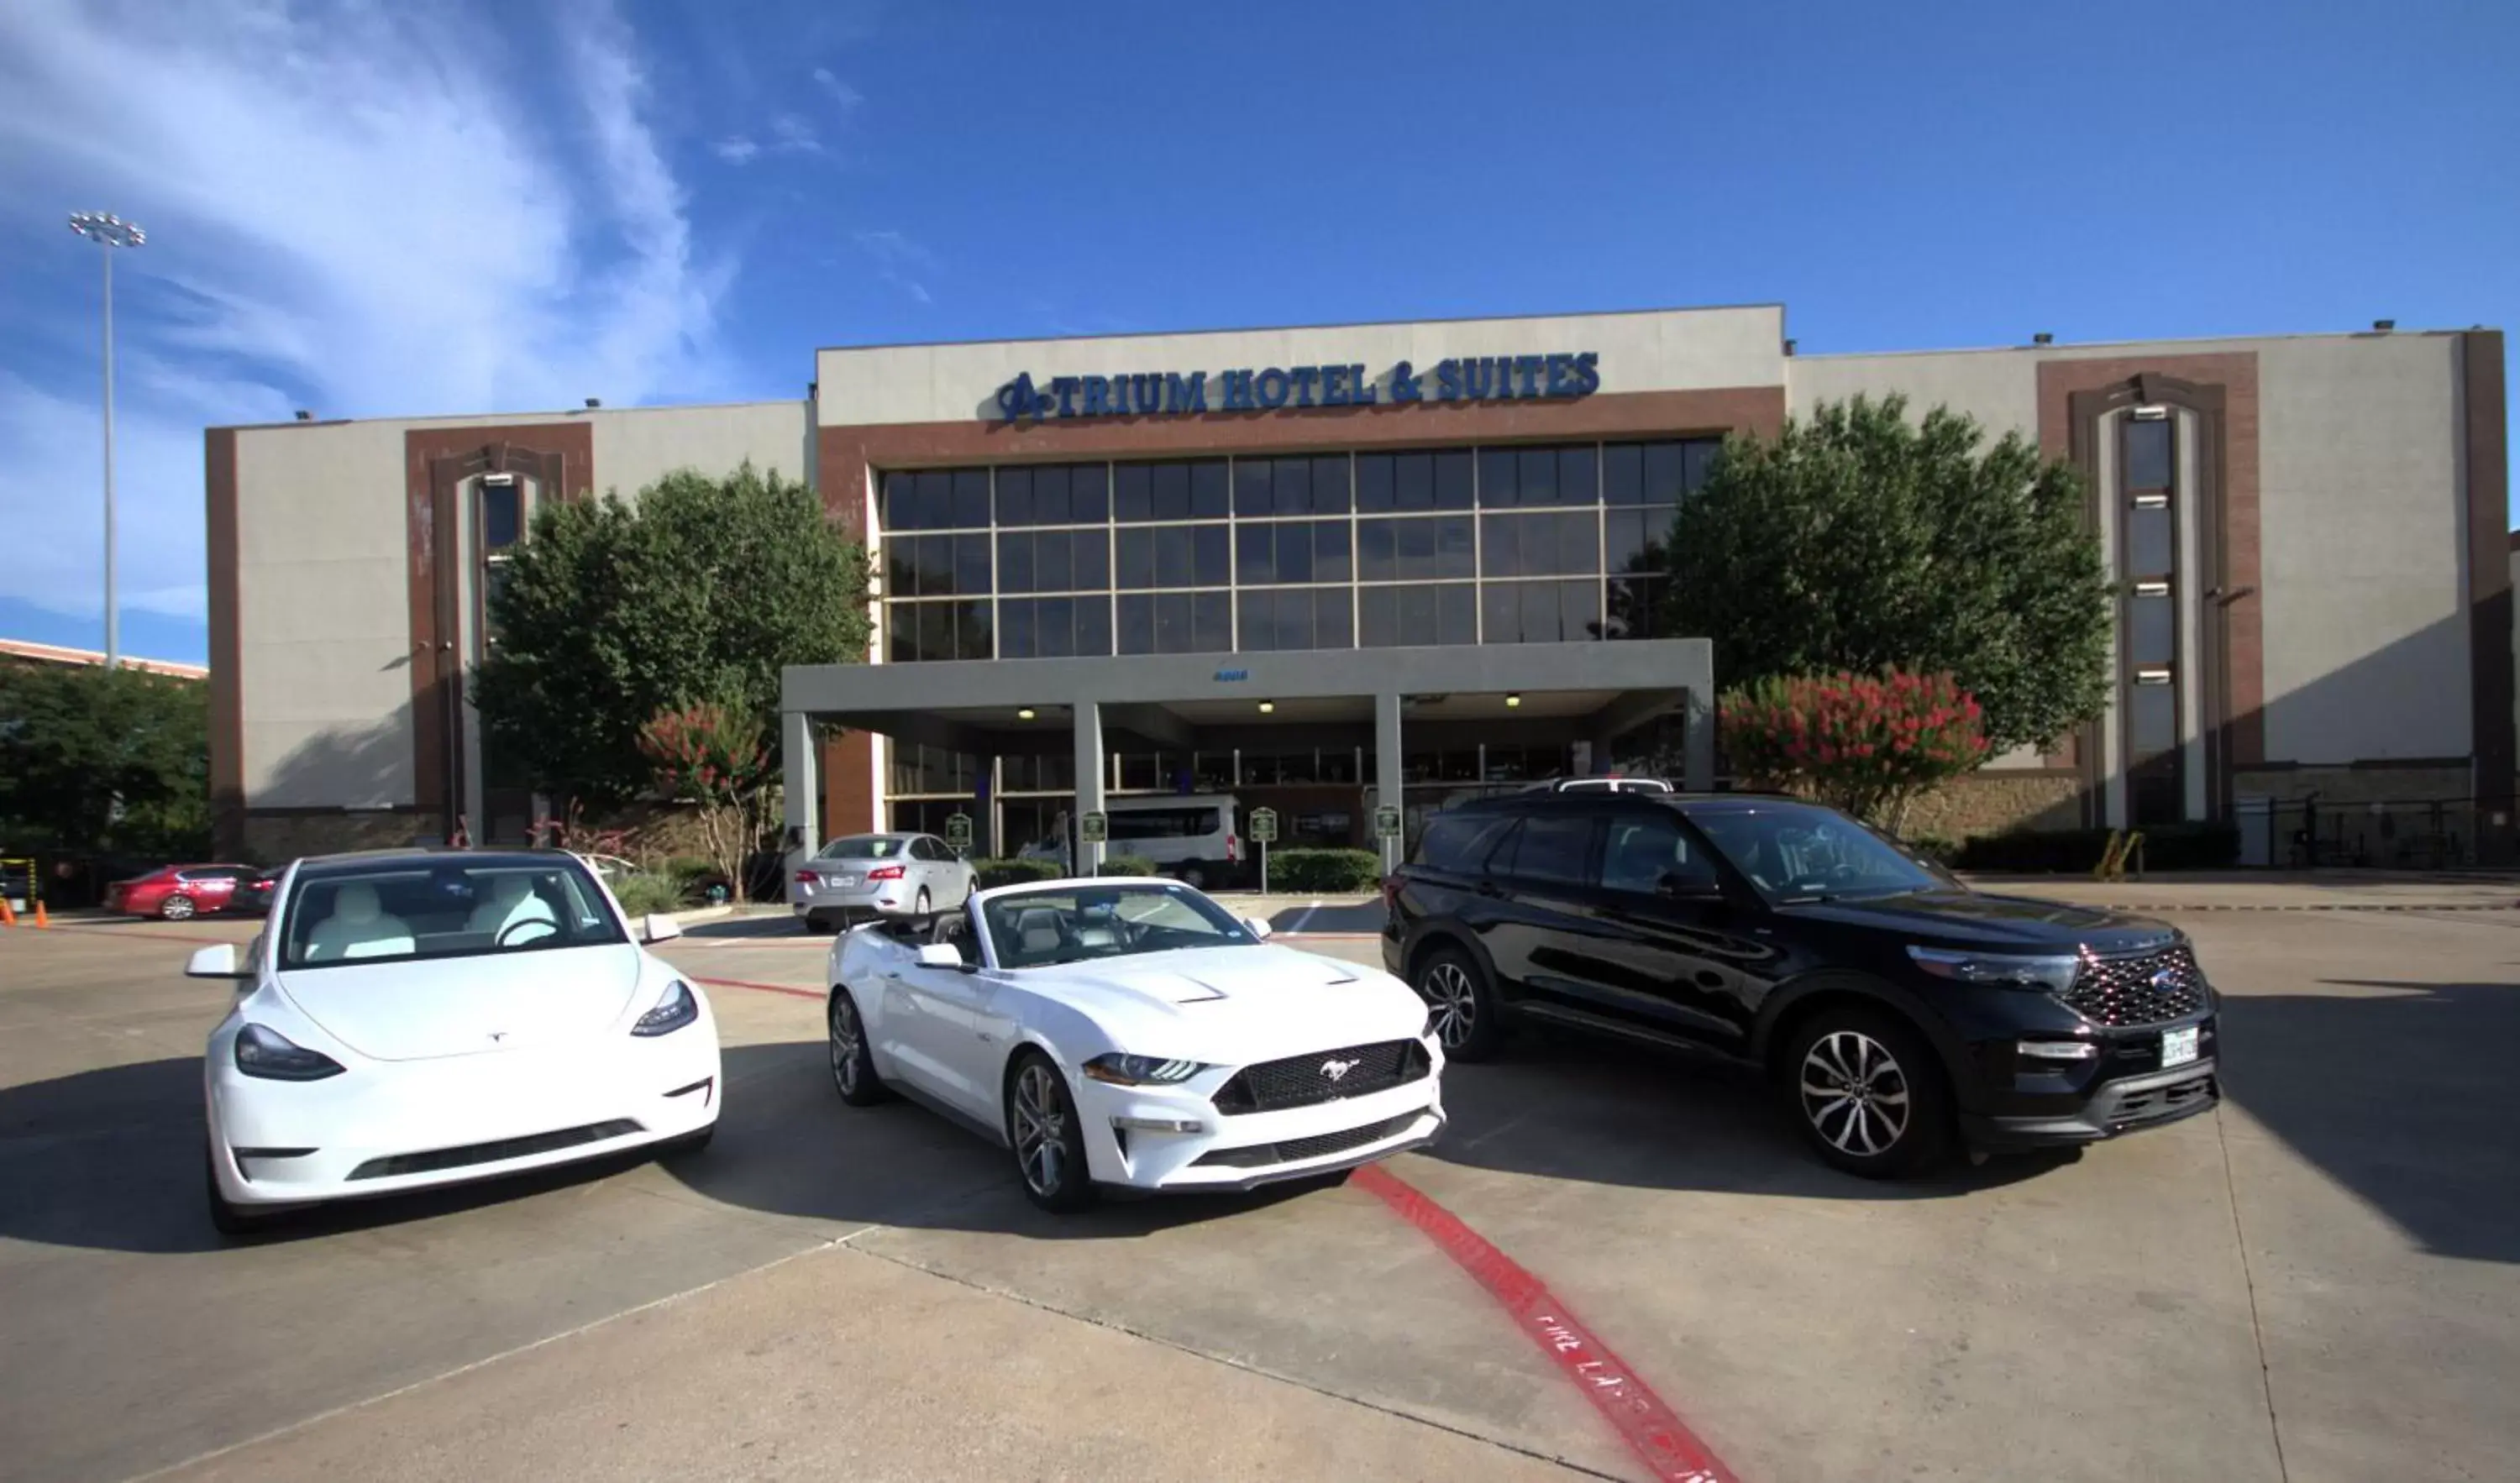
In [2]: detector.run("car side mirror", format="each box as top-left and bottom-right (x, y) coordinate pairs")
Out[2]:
(1244, 917), (1274, 940)
(914, 941), (972, 972)
(186, 944), (240, 979)
(640, 913), (683, 945)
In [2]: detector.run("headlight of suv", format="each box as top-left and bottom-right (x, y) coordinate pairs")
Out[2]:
(1082, 1053), (1212, 1086)
(234, 1023), (348, 1081)
(1906, 946), (2081, 994)
(632, 980), (700, 1037)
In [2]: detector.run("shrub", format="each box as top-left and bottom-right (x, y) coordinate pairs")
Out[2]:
(972, 857), (1062, 889)
(1950, 822), (2239, 873)
(1900, 833), (1961, 867)
(609, 871), (686, 917)
(1096, 853), (1158, 877)
(1721, 668), (1991, 832)
(1264, 847), (1385, 893)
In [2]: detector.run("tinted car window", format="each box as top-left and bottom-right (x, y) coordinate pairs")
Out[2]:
(1684, 801), (1943, 903)
(1599, 813), (1718, 894)
(1412, 812), (1515, 874)
(1495, 814), (1595, 887)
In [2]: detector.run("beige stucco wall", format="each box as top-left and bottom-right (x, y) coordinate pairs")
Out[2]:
(816, 306), (1788, 428)
(588, 401), (811, 498)
(1787, 348), (2041, 441)
(233, 419), (416, 807)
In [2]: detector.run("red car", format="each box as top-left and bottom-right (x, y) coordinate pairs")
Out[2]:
(105, 864), (261, 920)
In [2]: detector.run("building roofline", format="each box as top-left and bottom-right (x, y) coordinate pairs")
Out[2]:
(1791, 325), (2500, 363)
(0, 637), (207, 679)
(208, 396), (808, 435)
(815, 301), (1790, 356)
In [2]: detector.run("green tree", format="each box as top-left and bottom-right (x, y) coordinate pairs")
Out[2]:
(0, 663), (210, 856)
(470, 463), (870, 808)
(1662, 396), (2111, 754)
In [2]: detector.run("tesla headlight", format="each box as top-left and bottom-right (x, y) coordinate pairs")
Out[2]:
(1082, 1053), (1211, 1086)
(234, 1023), (347, 1082)
(1907, 946), (2081, 994)
(632, 980), (700, 1037)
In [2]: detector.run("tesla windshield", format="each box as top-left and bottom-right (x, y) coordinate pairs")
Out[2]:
(278, 857), (626, 969)
(981, 883), (1255, 968)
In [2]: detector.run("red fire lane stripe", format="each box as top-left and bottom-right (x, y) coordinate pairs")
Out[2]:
(1352, 1163), (1740, 1483)
(694, 975), (822, 1000)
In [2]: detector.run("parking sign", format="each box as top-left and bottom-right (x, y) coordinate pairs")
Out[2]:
(1079, 811), (1108, 844)
(1248, 807), (1278, 844)
(944, 812), (974, 852)
(1373, 805), (1401, 840)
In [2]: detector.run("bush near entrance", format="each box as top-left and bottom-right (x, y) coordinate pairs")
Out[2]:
(1096, 854), (1158, 877)
(609, 872), (686, 917)
(1720, 668), (1991, 834)
(1266, 847), (1384, 893)
(972, 857), (1061, 889)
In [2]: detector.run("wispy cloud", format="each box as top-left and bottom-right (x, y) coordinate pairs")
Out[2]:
(769, 112), (823, 155)
(811, 66), (865, 110)
(0, 0), (727, 623)
(854, 229), (937, 303)
(712, 135), (762, 165)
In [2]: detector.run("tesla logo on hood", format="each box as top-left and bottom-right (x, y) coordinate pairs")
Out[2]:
(1320, 1057), (1359, 1082)
(487, 1031), (508, 1043)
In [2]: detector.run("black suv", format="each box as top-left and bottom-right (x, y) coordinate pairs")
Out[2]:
(1382, 792), (2221, 1176)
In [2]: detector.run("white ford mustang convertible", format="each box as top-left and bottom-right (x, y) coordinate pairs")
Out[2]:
(193, 848), (721, 1234)
(826, 878), (1445, 1212)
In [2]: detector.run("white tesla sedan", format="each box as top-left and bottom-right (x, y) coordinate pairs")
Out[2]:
(825, 878), (1444, 1212)
(194, 849), (721, 1234)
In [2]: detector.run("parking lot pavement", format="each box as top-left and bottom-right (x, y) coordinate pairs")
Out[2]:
(3, 904), (2517, 1481)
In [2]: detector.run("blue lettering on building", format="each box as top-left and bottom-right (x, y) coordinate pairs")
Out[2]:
(990, 350), (1599, 423)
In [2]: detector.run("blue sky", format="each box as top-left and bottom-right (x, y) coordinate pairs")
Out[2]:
(2, 0), (2514, 665)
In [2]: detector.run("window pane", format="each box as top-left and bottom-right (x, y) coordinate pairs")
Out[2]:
(1481, 514), (1521, 577)
(1070, 464), (1108, 524)
(887, 541), (917, 599)
(887, 601), (919, 662)
(2125, 419), (2172, 490)
(1074, 594), (1111, 655)
(1151, 462), (1191, 521)
(1602, 443), (1642, 505)
(1357, 453), (1395, 513)
(1116, 527), (1154, 589)
(1559, 445), (1598, 506)
(1193, 525), (1230, 587)
(995, 467), (1033, 527)
(1315, 587), (1352, 648)
(1479, 448), (1519, 506)
(1434, 516), (1475, 579)
(1192, 590), (1231, 652)
(1035, 597), (1074, 658)
(1394, 452), (1434, 511)
(1034, 529), (1073, 593)
(1395, 584), (1439, 645)
(997, 532), (1034, 594)
(881, 471), (914, 533)
(915, 471), (953, 530)
(1562, 579), (1601, 642)
(1521, 582), (1559, 643)
(1114, 463), (1152, 522)
(1359, 518), (1397, 581)
(1273, 586), (1309, 649)
(1483, 583), (1518, 643)
(1503, 815), (1593, 886)
(1312, 455), (1351, 515)
(1314, 520), (1352, 583)
(1683, 439), (1723, 494)
(956, 533), (992, 594)
(1642, 442), (1686, 504)
(1234, 459), (1272, 517)
(1074, 527), (1110, 590)
(919, 602), (952, 661)
(1190, 460), (1230, 519)
(917, 535), (953, 595)
(1273, 457), (1311, 516)
(481, 483), (522, 550)
(2130, 593), (2176, 667)
(1001, 598), (1036, 658)
(952, 470), (990, 528)
(2129, 504), (2174, 577)
(1155, 592), (1192, 652)
(1606, 577), (1659, 639)
(1434, 450), (1475, 510)
(1520, 448), (1558, 506)
(1398, 517), (1438, 580)
(1359, 586), (1397, 647)
(1276, 521), (1314, 584)
(1437, 583), (1477, 644)
(959, 600), (994, 659)
(2130, 680), (2176, 757)
(1155, 526), (1192, 586)
(1237, 523), (1274, 584)
(1118, 595), (1154, 654)
(1606, 508), (1646, 574)
(1558, 511), (1600, 574)
(1239, 590), (1275, 651)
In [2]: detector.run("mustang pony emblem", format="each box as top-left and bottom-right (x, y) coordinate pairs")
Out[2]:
(1320, 1056), (1360, 1082)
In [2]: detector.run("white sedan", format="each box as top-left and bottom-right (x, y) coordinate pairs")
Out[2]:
(791, 831), (977, 934)
(825, 878), (1444, 1212)
(193, 848), (721, 1234)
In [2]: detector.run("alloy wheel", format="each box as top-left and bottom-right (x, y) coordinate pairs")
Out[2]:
(1420, 961), (1477, 1049)
(1011, 1063), (1068, 1196)
(829, 998), (862, 1098)
(1798, 1030), (1912, 1158)
(162, 894), (196, 920)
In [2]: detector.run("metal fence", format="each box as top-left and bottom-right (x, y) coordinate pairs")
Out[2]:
(2239, 795), (2514, 870)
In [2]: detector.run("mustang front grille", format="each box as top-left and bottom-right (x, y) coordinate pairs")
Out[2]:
(1211, 1039), (1430, 1114)
(1194, 1114), (1418, 1169)
(346, 1119), (644, 1181)
(2060, 946), (2208, 1028)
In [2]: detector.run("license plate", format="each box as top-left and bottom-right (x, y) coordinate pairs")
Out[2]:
(2161, 1026), (2200, 1068)
(824, 876), (857, 889)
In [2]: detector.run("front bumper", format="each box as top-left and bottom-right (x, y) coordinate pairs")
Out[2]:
(1072, 1052), (1446, 1193)
(1961, 1059), (2220, 1148)
(206, 1034), (721, 1209)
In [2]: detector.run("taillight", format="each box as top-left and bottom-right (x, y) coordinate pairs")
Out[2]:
(1226, 833), (1241, 863)
(794, 870), (819, 887)
(1380, 874), (1404, 910)
(868, 865), (906, 881)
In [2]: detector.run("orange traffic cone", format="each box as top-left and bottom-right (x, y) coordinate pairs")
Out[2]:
(0, 897), (15, 927)
(33, 900), (50, 928)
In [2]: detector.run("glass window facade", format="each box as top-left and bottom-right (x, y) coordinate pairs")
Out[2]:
(875, 438), (1721, 663)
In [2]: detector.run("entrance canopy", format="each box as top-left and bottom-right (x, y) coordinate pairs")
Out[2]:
(782, 639), (1712, 871)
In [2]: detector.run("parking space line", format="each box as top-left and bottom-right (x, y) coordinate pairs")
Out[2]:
(1353, 1164), (1739, 1483)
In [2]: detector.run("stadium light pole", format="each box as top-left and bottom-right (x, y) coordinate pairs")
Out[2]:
(68, 211), (146, 669)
